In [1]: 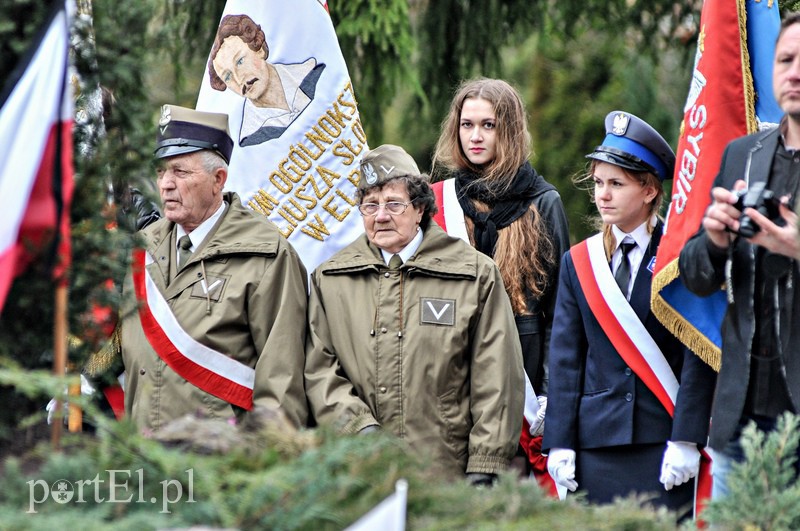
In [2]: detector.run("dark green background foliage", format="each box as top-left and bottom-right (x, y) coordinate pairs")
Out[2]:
(0, 0), (52, 79)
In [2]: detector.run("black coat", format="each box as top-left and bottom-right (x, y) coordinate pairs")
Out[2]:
(679, 126), (800, 451)
(514, 183), (570, 394)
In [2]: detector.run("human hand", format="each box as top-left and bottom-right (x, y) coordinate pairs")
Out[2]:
(547, 448), (578, 492)
(659, 441), (700, 491)
(744, 200), (800, 260)
(529, 395), (547, 438)
(45, 375), (95, 425)
(702, 181), (747, 249)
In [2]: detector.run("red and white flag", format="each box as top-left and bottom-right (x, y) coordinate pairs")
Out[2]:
(0, 0), (74, 314)
(197, 0), (367, 273)
(651, 0), (781, 370)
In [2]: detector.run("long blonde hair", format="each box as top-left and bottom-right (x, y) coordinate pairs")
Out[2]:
(433, 78), (553, 314)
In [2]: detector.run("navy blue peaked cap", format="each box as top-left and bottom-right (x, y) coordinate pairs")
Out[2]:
(586, 110), (675, 181)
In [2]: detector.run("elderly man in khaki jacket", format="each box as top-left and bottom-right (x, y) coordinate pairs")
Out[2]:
(120, 104), (308, 432)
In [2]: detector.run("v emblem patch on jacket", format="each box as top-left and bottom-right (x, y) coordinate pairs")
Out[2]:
(420, 298), (455, 326)
(190, 275), (227, 302)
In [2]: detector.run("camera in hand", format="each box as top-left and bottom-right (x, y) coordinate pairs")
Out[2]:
(732, 182), (785, 238)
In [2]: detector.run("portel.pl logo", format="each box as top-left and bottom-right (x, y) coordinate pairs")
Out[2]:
(27, 468), (195, 514)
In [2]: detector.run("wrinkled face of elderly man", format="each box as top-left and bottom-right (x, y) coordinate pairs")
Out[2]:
(156, 151), (227, 232)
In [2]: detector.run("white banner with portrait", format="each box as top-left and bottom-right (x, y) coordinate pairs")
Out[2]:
(197, 0), (367, 273)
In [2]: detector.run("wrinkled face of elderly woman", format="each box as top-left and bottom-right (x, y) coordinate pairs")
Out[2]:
(359, 179), (424, 254)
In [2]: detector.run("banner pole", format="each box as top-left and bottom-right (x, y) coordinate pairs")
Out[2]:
(51, 283), (68, 448)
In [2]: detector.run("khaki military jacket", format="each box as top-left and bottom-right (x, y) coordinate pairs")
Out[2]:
(305, 223), (524, 476)
(121, 192), (308, 431)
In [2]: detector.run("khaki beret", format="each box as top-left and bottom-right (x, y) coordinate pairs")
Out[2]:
(358, 144), (420, 191)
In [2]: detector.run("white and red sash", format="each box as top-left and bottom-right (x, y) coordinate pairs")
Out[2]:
(432, 179), (469, 243)
(572, 234), (711, 512)
(131, 249), (255, 410)
(572, 234), (678, 414)
(433, 177), (544, 424)
(433, 178), (546, 427)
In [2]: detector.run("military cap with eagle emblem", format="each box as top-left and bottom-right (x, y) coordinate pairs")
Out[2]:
(358, 144), (421, 191)
(586, 110), (676, 182)
(154, 104), (234, 164)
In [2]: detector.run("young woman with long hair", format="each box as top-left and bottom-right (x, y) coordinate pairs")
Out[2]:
(431, 78), (570, 487)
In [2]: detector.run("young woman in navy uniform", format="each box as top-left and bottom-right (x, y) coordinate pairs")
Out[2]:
(542, 111), (716, 518)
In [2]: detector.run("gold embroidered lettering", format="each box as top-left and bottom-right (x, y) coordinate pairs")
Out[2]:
(294, 184), (318, 210)
(269, 170), (293, 194)
(322, 194), (348, 222)
(300, 214), (332, 241)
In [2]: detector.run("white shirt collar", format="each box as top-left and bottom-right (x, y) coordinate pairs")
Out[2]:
(610, 216), (656, 297)
(381, 227), (424, 266)
(611, 215), (655, 253)
(175, 200), (227, 252)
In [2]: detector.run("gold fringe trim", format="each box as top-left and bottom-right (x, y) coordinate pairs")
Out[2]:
(651, 259), (722, 372)
(83, 325), (122, 377)
(648, 2), (758, 371)
(738, 0), (759, 133)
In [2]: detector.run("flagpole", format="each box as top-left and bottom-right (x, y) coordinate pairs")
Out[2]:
(51, 283), (68, 448)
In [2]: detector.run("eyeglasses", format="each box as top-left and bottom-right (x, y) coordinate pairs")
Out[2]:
(358, 201), (413, 216)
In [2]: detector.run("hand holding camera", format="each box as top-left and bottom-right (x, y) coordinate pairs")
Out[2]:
(731, 182), (786, 238)
(703, 182), (799, 259)
(703, 180), (800, 259)
(723, 181), (800, 261)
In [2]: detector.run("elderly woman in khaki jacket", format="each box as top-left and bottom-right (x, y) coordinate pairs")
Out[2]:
(304, 144), (525, 485)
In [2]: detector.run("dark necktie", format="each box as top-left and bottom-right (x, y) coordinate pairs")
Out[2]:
(614, 241), (636, 299)
(388, 254), (403, 270)
(178, 235), (193, 269)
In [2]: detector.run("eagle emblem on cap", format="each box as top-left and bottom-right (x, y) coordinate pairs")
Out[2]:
(611, 113), (630, 136)
(363, 163), (378, 185)
(159, 105), (172, 127)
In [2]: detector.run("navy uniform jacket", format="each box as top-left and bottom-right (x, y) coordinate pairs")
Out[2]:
(543, 224), (716, 452)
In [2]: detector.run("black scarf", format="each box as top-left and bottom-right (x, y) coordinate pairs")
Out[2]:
(454, 162), (540, 257)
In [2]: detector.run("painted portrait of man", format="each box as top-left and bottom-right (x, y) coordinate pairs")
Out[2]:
(207, 14), (326, 147)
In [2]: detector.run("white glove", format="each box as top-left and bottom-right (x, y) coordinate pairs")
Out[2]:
(45, 375), (95, 425)
(547, 447), (578, 492)
(659, 441), (700, 491)
(529, 395), (547, 437)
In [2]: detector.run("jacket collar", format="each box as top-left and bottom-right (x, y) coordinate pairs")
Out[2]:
(319, 223), (477, 279)
(628, 221), (663, 321)
(143, 192), (281, 261)
(745, 126), (781, 188)
(142, 192), (282, 299)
